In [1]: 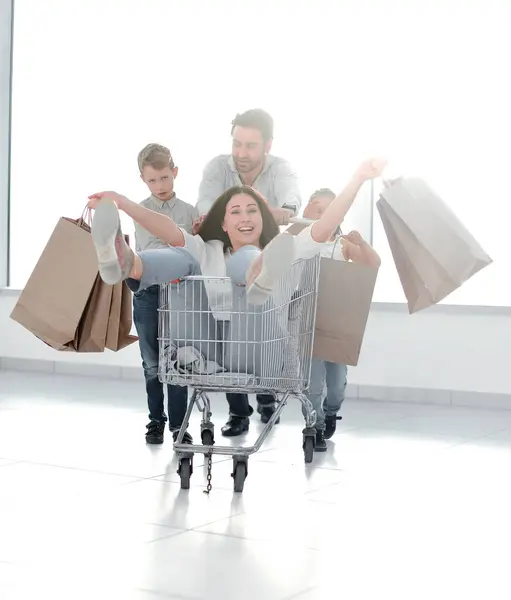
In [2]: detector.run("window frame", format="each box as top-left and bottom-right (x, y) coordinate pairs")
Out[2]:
(0, 0), (13, 288)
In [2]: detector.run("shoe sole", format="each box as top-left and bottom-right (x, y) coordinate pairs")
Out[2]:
(91, 199), (123, 285)
(314, 445), (328, 452)
(247, 233), (295, 305)
(146, 437), (164, 445)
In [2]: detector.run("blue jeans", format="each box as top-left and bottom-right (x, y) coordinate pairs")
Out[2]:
(304, 358), (347, 431)
(133, 284), (188, 428)
(127, 246), (273, 420)
(127, 245), (260, 293)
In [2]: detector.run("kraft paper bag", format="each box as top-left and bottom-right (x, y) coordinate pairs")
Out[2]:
(377, 176), (492, 313)
(106, 280), (138, 351)
(105, 280), (122, 351)
(313, 258), (378, 366)
(10, 214), (99, 351)
(76, 276), (114, 352)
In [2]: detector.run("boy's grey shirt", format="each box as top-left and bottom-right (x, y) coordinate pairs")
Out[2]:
(135, 194), (198, 252)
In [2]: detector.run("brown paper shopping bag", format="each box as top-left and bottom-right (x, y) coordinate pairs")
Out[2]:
(105, 280), (138, 351)
(105, 281), (122, 350)
(377, 176), (492, 313)
(10, 213), (99, 351)
(76, 276), (114, 352)
(313, 258), (378, 366)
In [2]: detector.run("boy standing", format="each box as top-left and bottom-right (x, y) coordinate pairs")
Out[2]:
(134, 144), (198, 444)
(302, 188), (381, 451)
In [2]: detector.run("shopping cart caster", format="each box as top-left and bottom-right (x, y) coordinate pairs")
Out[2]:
(302, 429), (316, 463)
(232, 458), (248, 493)
(201, 428), (215, 446)
(178, 456), (193, 490)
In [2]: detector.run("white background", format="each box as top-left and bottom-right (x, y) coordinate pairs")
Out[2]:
(9, 0), (511, 306)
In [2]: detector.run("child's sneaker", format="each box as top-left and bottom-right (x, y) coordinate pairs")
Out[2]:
(146, 420), (165, 444)
(325, 415), (341, 439)
(315, 430), (327, 452)
(257, 403), (281, 425)
(172, 430), (193, 444)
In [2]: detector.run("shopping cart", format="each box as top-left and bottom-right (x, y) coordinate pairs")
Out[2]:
(158, 254), (320, 492)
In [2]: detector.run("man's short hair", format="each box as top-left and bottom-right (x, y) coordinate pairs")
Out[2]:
(230, 109), (274, 142)
(137, 143), (175, 173)
(309, 188), (336, 202)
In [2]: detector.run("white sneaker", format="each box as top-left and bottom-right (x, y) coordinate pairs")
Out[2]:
(91, 199), (134, 285)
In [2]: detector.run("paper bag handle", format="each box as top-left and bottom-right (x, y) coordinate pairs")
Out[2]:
(77, 206), (93, 227)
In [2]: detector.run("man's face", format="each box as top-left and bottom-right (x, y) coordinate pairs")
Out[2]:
(231, 125), (271, 174)
(141, 165), (177, 201)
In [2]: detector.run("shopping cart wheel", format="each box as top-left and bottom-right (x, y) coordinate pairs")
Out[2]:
(232, 460), (248, 493)
(303, 435), (315, 463)
(178, 457), (193, 489)
(201, 429), (214, 446)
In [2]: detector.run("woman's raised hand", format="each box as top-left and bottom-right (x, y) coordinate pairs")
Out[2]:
(354, 158), (387, 182)
(87, 191), (127, 210)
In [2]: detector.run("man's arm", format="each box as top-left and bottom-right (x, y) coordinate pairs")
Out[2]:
(196, 158), (228, 216)
(272, 159), (302, 215)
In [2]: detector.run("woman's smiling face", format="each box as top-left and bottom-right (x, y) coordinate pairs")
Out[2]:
(223, 193), (263, 250)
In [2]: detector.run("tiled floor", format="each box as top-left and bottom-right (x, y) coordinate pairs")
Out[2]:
(1, 371), (511, 599)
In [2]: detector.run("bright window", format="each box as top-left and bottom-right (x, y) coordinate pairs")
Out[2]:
(10, 0), (510, 306)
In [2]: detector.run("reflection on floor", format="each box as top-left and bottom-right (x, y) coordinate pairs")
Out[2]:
(0, 371), (510, 599)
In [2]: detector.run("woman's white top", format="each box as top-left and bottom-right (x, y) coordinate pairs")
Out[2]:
(179, 225), (327, 316)
(180, 225), (325, 276)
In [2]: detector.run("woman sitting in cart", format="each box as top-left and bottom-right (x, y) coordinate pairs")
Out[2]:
(87, 158), (386, 437)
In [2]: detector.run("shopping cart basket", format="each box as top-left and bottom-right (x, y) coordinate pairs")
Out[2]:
(158, 254), (320, 492)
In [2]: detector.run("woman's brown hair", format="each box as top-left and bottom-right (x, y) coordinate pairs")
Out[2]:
(198, 185), (279, 250)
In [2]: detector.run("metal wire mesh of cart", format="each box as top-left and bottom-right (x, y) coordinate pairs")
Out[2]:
(157, 254), (320, 393)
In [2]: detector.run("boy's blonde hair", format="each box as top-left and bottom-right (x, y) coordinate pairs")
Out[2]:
(137, 143), (175, 173)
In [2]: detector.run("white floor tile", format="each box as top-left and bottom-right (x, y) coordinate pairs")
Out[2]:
(2, 371), (511, 599)
(132, 531), (323, 600)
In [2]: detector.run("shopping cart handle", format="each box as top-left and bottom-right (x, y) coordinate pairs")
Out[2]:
(178, 276), (232, 281)
(288, 217), (316, 225)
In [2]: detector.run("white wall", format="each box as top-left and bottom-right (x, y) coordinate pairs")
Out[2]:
(2, 290), (510, 396)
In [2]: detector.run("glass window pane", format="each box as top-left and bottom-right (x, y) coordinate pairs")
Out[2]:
(10, 0), (510, 308)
